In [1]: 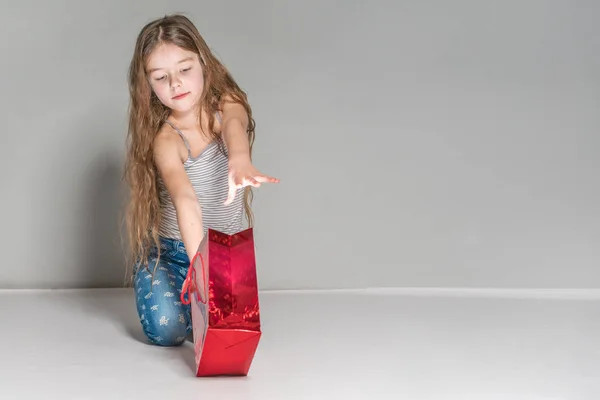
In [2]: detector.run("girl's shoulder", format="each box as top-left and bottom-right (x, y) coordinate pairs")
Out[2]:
(153, 122), (189, 165)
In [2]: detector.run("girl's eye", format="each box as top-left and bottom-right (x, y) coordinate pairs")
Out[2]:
(155, 76), (166, 81)
(182, 67), (191, 72)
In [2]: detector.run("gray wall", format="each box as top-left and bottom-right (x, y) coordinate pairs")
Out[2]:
(1, 0), (598, 290)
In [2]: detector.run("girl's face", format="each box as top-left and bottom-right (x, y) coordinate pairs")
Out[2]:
(146, 43), (204, 114)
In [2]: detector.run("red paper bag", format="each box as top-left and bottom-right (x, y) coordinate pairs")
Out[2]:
(180, 227), (261, 377)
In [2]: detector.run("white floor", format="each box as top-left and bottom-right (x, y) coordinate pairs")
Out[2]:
(1, 288), (599, 399)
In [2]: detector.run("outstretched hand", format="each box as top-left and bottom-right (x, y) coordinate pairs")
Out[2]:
(225, 155), (279, 205)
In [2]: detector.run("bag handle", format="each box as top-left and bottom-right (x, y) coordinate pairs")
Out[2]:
(180, 252), (208, 305)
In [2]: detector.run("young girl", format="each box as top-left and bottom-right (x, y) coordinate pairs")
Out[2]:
(123, 14), (278, 346)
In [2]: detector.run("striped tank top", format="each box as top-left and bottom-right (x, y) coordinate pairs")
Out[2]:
(157, 115), (245, 240)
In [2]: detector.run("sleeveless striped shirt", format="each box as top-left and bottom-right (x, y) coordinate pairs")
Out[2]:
(157, 115), (245, 240)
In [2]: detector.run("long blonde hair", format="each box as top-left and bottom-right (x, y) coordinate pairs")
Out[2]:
(123, 14), (255, 280)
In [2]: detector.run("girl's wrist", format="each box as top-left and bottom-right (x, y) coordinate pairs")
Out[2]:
(228, 150), (251, 163)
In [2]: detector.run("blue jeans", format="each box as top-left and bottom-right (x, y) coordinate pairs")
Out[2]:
(132, 237), (192, 346)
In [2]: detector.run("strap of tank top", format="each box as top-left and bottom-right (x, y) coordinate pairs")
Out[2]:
(164, 120), (192, 160)
(165, 113), (221, 158)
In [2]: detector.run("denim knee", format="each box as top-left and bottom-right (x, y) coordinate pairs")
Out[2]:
(133, 250), (191, 346)
(142, 306), (189, 346)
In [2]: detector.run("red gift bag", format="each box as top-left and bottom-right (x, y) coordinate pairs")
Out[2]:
(180, 227), (261, 377)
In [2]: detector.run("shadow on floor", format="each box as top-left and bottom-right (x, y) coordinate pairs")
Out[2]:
(75, 288), (197, 374)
